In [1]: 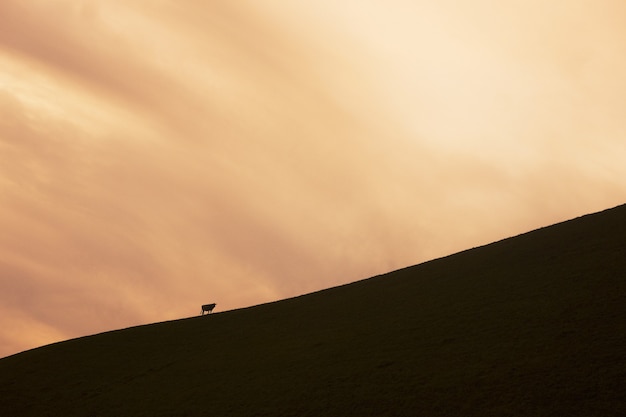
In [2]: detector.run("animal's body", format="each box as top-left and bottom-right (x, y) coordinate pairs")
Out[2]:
(201, 303), (216, 315)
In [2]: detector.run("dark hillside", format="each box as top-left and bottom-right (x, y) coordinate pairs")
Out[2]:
(1, 204), (625, 416)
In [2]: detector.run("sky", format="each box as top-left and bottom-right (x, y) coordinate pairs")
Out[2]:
(1, 0), (625, 358)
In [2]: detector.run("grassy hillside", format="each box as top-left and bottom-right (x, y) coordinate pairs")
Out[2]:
(1, 204), (625, 417)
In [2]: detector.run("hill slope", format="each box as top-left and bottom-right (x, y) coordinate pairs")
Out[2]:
(1, 204), (625, 416)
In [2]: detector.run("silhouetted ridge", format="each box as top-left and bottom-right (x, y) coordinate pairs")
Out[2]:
(1, 204), (625, 417)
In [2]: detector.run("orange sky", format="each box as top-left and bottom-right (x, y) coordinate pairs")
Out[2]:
(1, 0), (625, 358)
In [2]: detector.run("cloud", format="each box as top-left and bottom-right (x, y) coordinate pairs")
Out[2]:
(1, 0), (625, 358)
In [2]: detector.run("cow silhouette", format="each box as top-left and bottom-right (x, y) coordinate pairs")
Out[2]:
(201, 303), (216, 315)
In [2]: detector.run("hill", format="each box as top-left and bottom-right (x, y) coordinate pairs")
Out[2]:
(1, 204), (625, 416)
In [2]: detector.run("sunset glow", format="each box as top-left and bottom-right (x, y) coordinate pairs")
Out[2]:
(1, 0), (625, 358)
